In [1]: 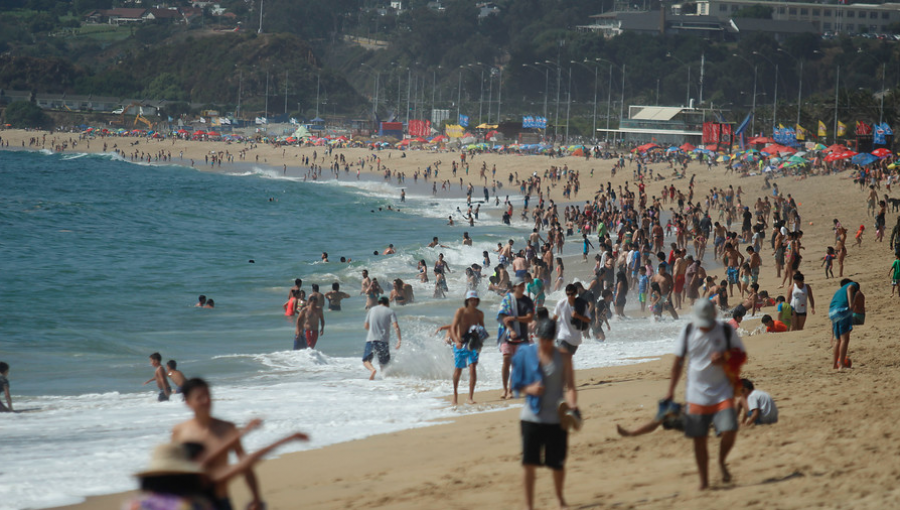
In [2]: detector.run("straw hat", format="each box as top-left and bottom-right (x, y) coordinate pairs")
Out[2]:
(135, 443), (205, 478)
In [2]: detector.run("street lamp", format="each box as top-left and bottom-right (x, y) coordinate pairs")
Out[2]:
(360, 63), (379, 120)
(468, 63), (485, 124)
(666, 52), (691, 107)
(733, 53), (758, 135)
(571, 59), (601, 144)
(777, 48), (820, 127)
(523, 64), (550, 120)
(753, 51), (778, 133)
(856, 48), (886, 125)
(596, 58), (625, 142)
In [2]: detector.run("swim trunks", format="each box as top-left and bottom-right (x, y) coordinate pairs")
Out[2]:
(515, 269), (527, 278)
(363, 341), (390, 365)
(727, 267), (739, 284)
(852, 312), (866, 326)
(453, 345), (479, 368)
(305, 330), (319, 349)
(293, 332), (308, 350)
(328, 304), (341, 311)
(158, 390), (169, 402)
(750, 266), (760, 283)
(674, 275), (685, 293)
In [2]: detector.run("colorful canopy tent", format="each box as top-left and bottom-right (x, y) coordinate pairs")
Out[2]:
(634, 143), (658, 153)
(871, 148), (892, 158)
(679, 142), (696, 151)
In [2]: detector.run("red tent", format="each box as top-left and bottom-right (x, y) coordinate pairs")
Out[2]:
(193, 130), (206, 135)
(762, 144), (796, 155)
(634, 143), (659, 153)
(206, 131), (221, 137)
(749, 136), (773, 144)
(825, 144), (847, 153)
(680, 142), (696, 152)
(705, 144), (718, 151)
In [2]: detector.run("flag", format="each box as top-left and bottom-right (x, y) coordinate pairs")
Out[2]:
(199, 117), (206, 124)
(459, 114), (469, 127)
(796, 124), (807, 141)
(734, 111), (753, 135)
(856, 121), (872, 135)
(219, 117), (231, 125)
(168, 116), (174, 122)
(818, 120), (827, 137)
(882, 123), (893, 136)
(875, 123), (886, 145)
(255, 117), (268, 125)
(837, 121), (847, 137)
(290, 117), (298, 125)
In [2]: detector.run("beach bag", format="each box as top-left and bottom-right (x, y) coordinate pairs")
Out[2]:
(466, 325), (489, 352)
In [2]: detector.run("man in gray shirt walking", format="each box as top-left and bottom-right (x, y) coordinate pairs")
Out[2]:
(363, 296), (402, 380)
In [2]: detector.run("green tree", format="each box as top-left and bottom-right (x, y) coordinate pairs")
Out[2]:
(4, 100), (52, 128)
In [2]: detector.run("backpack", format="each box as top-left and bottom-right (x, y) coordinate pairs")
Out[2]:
(682, 322), (746, 393)
(570, 297), (591, 331)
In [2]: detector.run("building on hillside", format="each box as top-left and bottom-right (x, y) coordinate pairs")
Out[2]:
(104, 8), (148, 24)
(145, 8), (182, 23)
(477, 2), (501, 18)
(0, 89), (33, 105)
(598, 105), (707, 145)
(578, 11), (726, 39)
(727, 17), (818, 41)
(696, 0), (900, 34)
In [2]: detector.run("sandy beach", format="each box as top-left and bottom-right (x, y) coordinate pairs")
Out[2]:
(4, 129), (900, 509)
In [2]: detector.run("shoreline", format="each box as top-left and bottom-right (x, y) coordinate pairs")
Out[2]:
(5, 129), (900, 509)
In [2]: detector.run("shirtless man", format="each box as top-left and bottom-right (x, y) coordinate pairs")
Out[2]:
(450, 290), (486, 405)
(383, 244), (396, 255)
(723, 242), (745, 297)
(511, 252), (529, 278)
(746, 246), (762, 286)
(651, 221), (664, 253)
(529, 228), (545, 248)
(463, 232), (473, 246)
(166, 360), (187, 394)
(143, 353), (171, 402)
(867, 185), (878, 217)
(172, 378), (263, 510)
(428, 236), (448, 248)
(324, 282), (351, 311)
(499, 239), (515, 267)
(671, 249), (688, 310)
(650, 264), (679, 319)
(295, 296), (325, 349)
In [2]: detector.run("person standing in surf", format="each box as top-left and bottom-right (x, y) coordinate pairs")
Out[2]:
(143, 353), (171, 402)
(450, 290), (486, 405)
(363, 296), (402, 380)
(295, 296), (325, 350)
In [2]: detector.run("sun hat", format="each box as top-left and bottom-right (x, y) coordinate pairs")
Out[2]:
(465, 290), (479, 300)
(135, 443), (205, 478)
(512, 275), (526, 286)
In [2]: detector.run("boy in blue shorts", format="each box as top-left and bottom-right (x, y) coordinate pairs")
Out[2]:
(637, 266), (650, 312)
(450, 291), (485, 405)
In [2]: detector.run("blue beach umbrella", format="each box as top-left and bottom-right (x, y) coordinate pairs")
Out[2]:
(851, 153), (878, 166)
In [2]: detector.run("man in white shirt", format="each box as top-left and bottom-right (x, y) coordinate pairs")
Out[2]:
(363, 297), (402, 380)
(738, 379), (778, 426)
(552, 284), (591, 356)
(665, 299), (746, 490)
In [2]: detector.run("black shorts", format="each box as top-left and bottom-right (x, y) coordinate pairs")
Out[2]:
(521, 421), (568, 470)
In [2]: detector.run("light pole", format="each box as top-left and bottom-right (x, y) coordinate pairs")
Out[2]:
(856, 48), (886, 125)
(666, 52), (690, 107)
(777, 48), (818, 127)
(733, 53), (758, 135)
(753, 51), (778, 133)
(525, 63), (551, 119)
(571, 60), (600, 144)
(564, 66), (572, 143)
(596, 58), (625, 142)
(457, 66), (463, 123)
(360, 63), (379, 120)
(544, 60), (562, 140)
(468, 63), (485, 123)
(497, 66), (502, 124)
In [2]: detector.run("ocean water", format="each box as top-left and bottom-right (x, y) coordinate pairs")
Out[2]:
(0, 150), (686, 510)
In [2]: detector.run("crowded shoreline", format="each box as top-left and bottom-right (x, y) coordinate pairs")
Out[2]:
(2, 128), (900, 510)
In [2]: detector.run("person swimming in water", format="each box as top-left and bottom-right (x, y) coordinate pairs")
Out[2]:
(324, 282), (351, 311)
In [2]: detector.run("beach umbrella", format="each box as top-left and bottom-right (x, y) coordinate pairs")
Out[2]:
(207, 131), (221, 137)
(634, 142), (658, 153)
(851, 153), (878, 166)
(812, 143), (827, 151)
(667, 146), (681, 152)
(769, 157), (782, 164)
(825, 144), (847, 153)
(679, 142), (696, 151)
(871, 148), (892, 158)
(749, 136), (773, 144)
